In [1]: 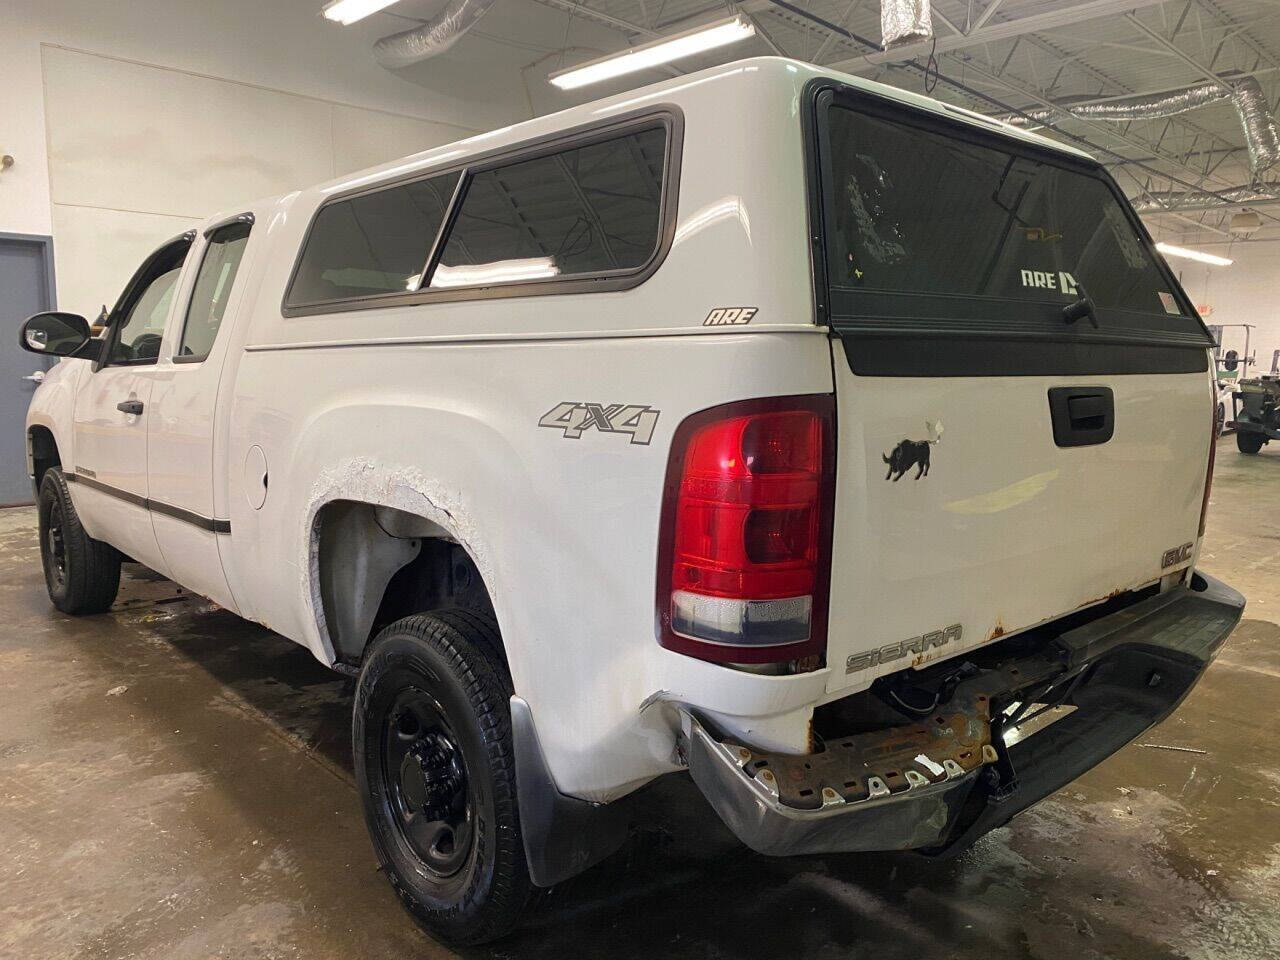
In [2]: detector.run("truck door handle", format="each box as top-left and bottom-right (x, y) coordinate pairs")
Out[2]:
(116, 399), (144, 416)
(1048, 387), (1114, 447)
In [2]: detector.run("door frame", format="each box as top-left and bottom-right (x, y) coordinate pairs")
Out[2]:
(2, 232), (57, 508)
(0, 232), (57, 309)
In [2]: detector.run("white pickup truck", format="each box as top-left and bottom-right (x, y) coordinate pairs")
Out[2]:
(21, 58), (1243, 944)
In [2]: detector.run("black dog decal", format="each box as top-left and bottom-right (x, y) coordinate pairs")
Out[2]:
(883, 421), (943, 481)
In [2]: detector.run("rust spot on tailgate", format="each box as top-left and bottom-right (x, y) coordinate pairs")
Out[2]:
(1077, 587), (1128, 611)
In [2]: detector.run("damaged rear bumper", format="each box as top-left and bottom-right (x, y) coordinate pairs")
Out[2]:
(683, 571), (1244, 858)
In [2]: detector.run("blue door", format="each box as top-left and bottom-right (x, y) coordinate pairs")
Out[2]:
(1, 234), (56, 505)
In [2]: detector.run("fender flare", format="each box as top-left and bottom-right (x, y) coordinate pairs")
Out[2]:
(25, 413), (67, 490)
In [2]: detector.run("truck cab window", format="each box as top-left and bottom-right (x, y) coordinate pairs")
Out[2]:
(108, 266), (182, 364)
(179, 222), (251, 361)
(106, 238), (191, 366)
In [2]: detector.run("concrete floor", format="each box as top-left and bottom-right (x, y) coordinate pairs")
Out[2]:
(2, 437), (1279, 960)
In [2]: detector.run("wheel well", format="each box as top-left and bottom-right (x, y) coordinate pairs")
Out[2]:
(28, 426), (60, 489)
(314, 500), (497, 668)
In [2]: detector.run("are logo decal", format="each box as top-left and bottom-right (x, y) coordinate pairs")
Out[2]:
(538, 402), (660, 445)
(1020, 269), (1079, 295)
(1161, 541), (1194, 568)
(703, 307), (758, 326)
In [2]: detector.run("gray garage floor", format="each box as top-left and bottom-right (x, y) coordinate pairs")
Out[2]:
(3, 436), (1278, 960)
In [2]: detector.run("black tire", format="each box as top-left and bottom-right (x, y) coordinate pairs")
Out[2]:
(1237, 430), (1266, 454)
(353, 609), (532, 945)
(37, 468), (122, 614)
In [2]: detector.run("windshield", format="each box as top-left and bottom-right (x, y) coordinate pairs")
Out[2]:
(824, 104), (1185, 318)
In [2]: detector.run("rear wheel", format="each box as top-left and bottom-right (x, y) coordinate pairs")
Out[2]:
(1237, 430), (1266, 454)
(37, 468), (121, 614)
(353, 610), (532, 945)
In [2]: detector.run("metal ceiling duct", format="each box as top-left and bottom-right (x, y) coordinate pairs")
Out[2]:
(1129, 186), (1272, 212)
(881, 0), (933, 50)
(373, 0), (498, 70)
(1001, 77), (1280, 176)
(1231, 77), (1280, 176)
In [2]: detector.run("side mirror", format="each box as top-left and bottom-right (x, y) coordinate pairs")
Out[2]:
(19, 311), (92, 358)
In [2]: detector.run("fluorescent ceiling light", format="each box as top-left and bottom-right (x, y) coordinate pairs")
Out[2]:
(431, 258), (560, 288)
(549, 16), (755, 90)
(1155, 242), (1234, 267)
(322, 0), (400, 26)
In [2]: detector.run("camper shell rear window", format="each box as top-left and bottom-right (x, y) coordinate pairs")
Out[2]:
(808, 84), (1214, 376)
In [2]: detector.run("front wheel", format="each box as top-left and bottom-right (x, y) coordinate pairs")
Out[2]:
(353, 610), (532, 945)
(37, 468), (121, 614)
(1237, 430), (1266, 454)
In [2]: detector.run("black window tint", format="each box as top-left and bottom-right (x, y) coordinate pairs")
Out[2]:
(430, 126), (666, 289)
(824, 106), (1184, 317)
(179, 222), (251, 361)
(287, 171), (460, 306)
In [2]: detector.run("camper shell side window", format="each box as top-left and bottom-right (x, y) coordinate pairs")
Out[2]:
(283, 108), (682, 317)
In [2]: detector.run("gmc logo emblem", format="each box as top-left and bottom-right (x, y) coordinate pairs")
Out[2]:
(1161, 542), (1194, 569)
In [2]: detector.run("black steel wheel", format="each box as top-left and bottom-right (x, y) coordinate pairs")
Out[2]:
(45, 495), (67, 590)
(37, 468), (121, 614)
(383, 688), (474, 877)
(1237, 430), (1266, 454)
(354, 609), (532, 945)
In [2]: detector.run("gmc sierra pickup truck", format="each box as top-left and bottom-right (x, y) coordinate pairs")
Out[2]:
(21, 58), (1243, 944)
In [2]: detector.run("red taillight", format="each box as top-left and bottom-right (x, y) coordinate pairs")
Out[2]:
(1199, 375), (1218, 537)
(656, 396), (836, 664)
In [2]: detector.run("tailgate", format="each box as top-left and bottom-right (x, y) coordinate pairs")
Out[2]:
(825, 361), (1210, 695)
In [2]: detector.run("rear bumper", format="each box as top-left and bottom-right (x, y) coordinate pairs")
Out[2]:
(684, 571), (1244, 857)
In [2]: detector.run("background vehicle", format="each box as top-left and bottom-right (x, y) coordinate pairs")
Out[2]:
(20, 58), (1241, 944)
(1217, 379), (1233, 434)
(1232, 375), (1280, 453)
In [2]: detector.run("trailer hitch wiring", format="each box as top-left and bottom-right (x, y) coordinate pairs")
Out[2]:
(873, 660), (981, 719)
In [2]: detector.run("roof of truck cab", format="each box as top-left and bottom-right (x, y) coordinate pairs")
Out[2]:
(283, 57), (1090, 204)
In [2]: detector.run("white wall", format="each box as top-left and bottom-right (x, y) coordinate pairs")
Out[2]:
(1161, 239), (1280, 376)
(40, 43), (486, 318)
(0, 0), (621, 318)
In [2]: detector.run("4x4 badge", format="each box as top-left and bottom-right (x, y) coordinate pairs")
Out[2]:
(538, 402), (660, 445)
